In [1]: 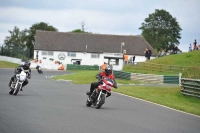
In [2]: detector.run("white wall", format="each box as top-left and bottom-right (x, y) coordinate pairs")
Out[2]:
(33, 50), (155, 70)
(0, 56), (23, 64)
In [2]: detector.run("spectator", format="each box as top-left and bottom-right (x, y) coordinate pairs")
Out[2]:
(166, 50), (171, 55)
(198, 45), (200, 50)
(124, 54), (128, 65)
(160, 50), (166, 57)
(189, 44), (192, 52)
(193, 39), (197, 50)
(101, 62), (107, 70)
(147, 48), (152, 60)
(132, 55), (135, 65)
(177, 50), (181, 54)
(144, 48), (149, 61)
(172, 45), (178, 54)
(158, 50), (161, 57)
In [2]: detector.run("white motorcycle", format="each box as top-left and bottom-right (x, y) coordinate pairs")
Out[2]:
(9, 71), (27, 95)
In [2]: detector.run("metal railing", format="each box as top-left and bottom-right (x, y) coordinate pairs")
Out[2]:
(131, 62), (188, 74)
(113, 70), (179, 84)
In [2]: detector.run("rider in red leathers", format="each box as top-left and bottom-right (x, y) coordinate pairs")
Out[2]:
(87, 65), (117, 100)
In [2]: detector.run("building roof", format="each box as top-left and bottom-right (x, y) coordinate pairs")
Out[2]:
(35, 30), (156, 56)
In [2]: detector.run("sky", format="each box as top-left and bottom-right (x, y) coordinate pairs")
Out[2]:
(0, 0), (200, 52)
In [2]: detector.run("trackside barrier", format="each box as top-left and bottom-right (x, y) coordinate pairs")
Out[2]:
(180, 78), (200, 98)
(113, 70), (179, 84)
(66, 64), (99, 70)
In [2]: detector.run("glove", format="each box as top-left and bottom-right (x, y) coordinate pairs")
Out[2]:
(114, 85), (118, 89)
(96, 75), (100, 79)
(98, 79), (103, 85)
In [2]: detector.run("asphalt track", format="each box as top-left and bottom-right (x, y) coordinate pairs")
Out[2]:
(0, 69), (200, 133)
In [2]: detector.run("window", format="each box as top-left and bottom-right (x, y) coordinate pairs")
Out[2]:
(110, 59), (119, 65)
(41, 51), (54, 56)
(48, 51), (54, 56)
(91, 53), (100, 58)
(42, 51), (47, 55)
(68, 52), (76, 57)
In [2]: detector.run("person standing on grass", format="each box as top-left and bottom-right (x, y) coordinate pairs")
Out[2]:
(193, 39), (197, 50)
(189, 44), (192, 51)
(132, 55), (135, 65)
(147, 48), (151, 60)
(144, 48), (149, 61)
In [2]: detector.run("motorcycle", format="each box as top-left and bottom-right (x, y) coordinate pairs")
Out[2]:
(9, 71), (27, 95)
(36, 65), (43, 74)
(86, 77), (114, 109)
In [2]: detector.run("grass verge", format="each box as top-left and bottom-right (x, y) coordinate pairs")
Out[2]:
(51, 70), (142, 84)
(0, 61), (19, 68)
(113, 86), (200, 116)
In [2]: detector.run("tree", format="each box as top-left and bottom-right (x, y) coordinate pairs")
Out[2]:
(4, 26), (22, 47)
(26, 22), (58, 58)
(71, 20), (91, 33)
(139, 9), (182, 51)
(72, 29), (86, 33)
(3, 26), (27, 57)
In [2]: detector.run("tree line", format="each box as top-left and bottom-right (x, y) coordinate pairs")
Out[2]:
(1, 9), (182, 59)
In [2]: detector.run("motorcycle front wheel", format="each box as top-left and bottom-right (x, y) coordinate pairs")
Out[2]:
(86, 97), (92, 107)
(13, 84), (21, 95)
(9, 89), (14, 95)
(96, 94), (105, 109)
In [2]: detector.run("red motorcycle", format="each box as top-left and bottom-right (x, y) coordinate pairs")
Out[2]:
(86, 77), (114, 109)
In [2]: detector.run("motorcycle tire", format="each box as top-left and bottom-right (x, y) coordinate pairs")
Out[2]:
(96, 94), (105, 109)
(13, 84), (21, 95)
(9, 89), (14, 95)
(86, 99), (92, 107)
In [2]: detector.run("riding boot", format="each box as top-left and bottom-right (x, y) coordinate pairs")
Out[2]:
(90, 91), (96, 101)
(20, 84), (25, 91)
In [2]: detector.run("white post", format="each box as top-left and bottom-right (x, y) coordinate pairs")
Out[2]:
(179, 73), (182, 86)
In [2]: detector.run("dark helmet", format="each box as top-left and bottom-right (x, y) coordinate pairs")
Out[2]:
(23, 61), (31, 69)
(105, 65), (112, 75)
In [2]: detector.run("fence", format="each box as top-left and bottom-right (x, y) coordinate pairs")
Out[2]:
(180, 78), (200, 98)
(66, 64), (99, 70)
(131, 62), (188, 74)
(113, 70), (179, 84)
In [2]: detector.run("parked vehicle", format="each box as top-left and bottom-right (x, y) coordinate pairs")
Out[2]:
(9, 71), (27, 95)
(86, 77), (114, 109)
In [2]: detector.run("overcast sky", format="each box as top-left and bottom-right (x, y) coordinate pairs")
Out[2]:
(0, 0), (199, 52)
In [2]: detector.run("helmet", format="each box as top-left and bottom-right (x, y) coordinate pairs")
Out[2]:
(105, 65), (112, 75)
(23, 61), (31, 69)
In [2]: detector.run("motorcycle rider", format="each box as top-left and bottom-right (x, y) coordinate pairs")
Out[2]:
(8, 61), (31, 91)
(36, 65), (43, 74)
(87, 65), (117, 101)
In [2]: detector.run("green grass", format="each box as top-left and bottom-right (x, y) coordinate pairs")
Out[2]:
(123, 51), (200, 78)
(0, 61), (19, 68)
(51, 70), (142, 84)
(113, 86), (200, 116)
(148, 51), (200, 67)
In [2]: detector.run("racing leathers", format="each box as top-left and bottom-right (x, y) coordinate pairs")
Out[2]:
(8, 65), (31, 90)
(89, 71), (117, 99)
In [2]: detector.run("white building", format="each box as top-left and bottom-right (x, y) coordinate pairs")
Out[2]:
(34, 30), (156, 70)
